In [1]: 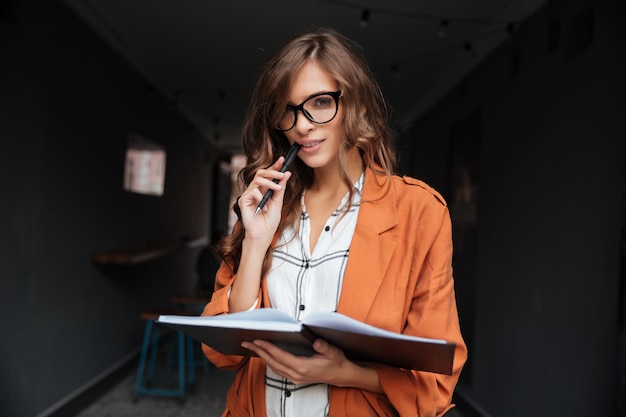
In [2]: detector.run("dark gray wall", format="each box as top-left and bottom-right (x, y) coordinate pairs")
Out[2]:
(3, 0), (624, 416)
(0, 1), (214, 416)
(397, 0), (625, 415)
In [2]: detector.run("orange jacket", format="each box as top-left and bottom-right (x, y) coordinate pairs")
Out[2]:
(202, 168), (467, 417)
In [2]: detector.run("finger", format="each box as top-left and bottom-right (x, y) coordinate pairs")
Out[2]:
(250, 339), (295, 359)
(248, 342), (306, 383)
(241, 340), (263, 355)
(242, 341), (291, 374)
(253, 170), (292, 215)
(271, 155), (286, 171)
(254, 168), (286, 186)
(240, 168), (285, 204)
(271, 171), (292, 203)
(238, 188), (265, 210)
(255, 175), (285, 193)
(257, 156), (287, 182)
(310, 339), (345, 362)
(312, 339), (328, 354)
(242, 340), (281, 356)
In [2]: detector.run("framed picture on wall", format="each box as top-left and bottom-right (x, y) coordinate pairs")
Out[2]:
(123, 134), (166, 196)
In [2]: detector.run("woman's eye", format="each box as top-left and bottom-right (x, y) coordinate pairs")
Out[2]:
(313, 97), (332, 108)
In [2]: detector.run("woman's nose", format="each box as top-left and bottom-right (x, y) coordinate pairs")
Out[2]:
(293, 110), (315, 133)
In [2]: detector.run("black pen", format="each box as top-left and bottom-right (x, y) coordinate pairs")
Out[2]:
(254, 142), (302, 216)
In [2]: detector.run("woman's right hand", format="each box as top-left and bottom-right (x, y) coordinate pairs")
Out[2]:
(237, 156), (292, 249)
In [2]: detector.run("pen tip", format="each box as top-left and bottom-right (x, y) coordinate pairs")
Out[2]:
(254, 207), (261, 217)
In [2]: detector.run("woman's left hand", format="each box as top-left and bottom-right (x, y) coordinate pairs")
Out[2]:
(241, 338), (353, 387)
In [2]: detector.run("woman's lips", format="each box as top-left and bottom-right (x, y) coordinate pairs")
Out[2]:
(298, 140), (324, 152)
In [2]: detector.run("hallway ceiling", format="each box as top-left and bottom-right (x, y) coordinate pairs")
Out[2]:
(62, 0), (547, 153)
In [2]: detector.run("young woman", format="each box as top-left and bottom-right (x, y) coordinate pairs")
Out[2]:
(202, 27), (467, 417)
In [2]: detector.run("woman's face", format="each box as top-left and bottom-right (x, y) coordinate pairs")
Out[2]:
(282, 61), (345, 173)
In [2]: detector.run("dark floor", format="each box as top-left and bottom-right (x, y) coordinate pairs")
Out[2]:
(76, 366), (467, 417)
(76, 363), (236, 417)
(71, 294), (470, 417)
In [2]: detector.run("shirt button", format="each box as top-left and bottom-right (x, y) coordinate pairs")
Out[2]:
(324, 225), (330, 232)
(285, 390), (291, 397)
(299, 304), (305, 311)
(304, 261), (309, 269)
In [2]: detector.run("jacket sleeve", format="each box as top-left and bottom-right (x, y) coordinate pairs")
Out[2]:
(376, 204), (467, 417)
(200, 221), (277, 370)
(199, 260), (248, 369)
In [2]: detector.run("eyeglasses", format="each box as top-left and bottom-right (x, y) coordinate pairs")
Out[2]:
(276, 91), (342, 132)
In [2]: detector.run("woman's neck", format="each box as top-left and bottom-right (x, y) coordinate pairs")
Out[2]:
(309, 148), (364, 196)
(304, 148), (364, 251)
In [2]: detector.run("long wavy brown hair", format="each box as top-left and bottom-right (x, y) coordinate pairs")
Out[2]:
(217, 27), (396, 276)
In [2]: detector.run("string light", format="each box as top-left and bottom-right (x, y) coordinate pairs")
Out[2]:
(360, 9), (370, 28)
(383, 24), (516, 81)
(169, 89), (182, 110)
(174, 1), (525, 130)
(390, 64), (400, 79)
(506, 22), (517, 35)
(437, 19), (448, 38)
(309, 0), (525, 79)
(316, 0), (519, 36)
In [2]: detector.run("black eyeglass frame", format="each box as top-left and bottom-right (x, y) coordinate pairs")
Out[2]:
(275, 90), (342, 132)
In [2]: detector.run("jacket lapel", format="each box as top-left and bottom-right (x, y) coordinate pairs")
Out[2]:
(337, 168), (397, 321)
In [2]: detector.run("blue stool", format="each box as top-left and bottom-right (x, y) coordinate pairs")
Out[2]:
(133, 311), (196, 401)
(172, 294), (213, 376)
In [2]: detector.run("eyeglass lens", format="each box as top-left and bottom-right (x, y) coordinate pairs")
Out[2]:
(277, 93), (339, 131)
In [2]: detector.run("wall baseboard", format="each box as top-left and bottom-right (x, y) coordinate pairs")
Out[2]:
(35, 348), (140, 417)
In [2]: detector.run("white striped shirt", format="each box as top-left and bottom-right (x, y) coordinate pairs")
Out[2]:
(264, 173), (364, 417)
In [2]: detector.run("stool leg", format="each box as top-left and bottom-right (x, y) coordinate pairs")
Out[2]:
(165, 333), (176, 372)
(147, 322), (161, 383)
(133, 320), (153, 399)
(186, 335), (196, 386)
(177, 331), (186, 399)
